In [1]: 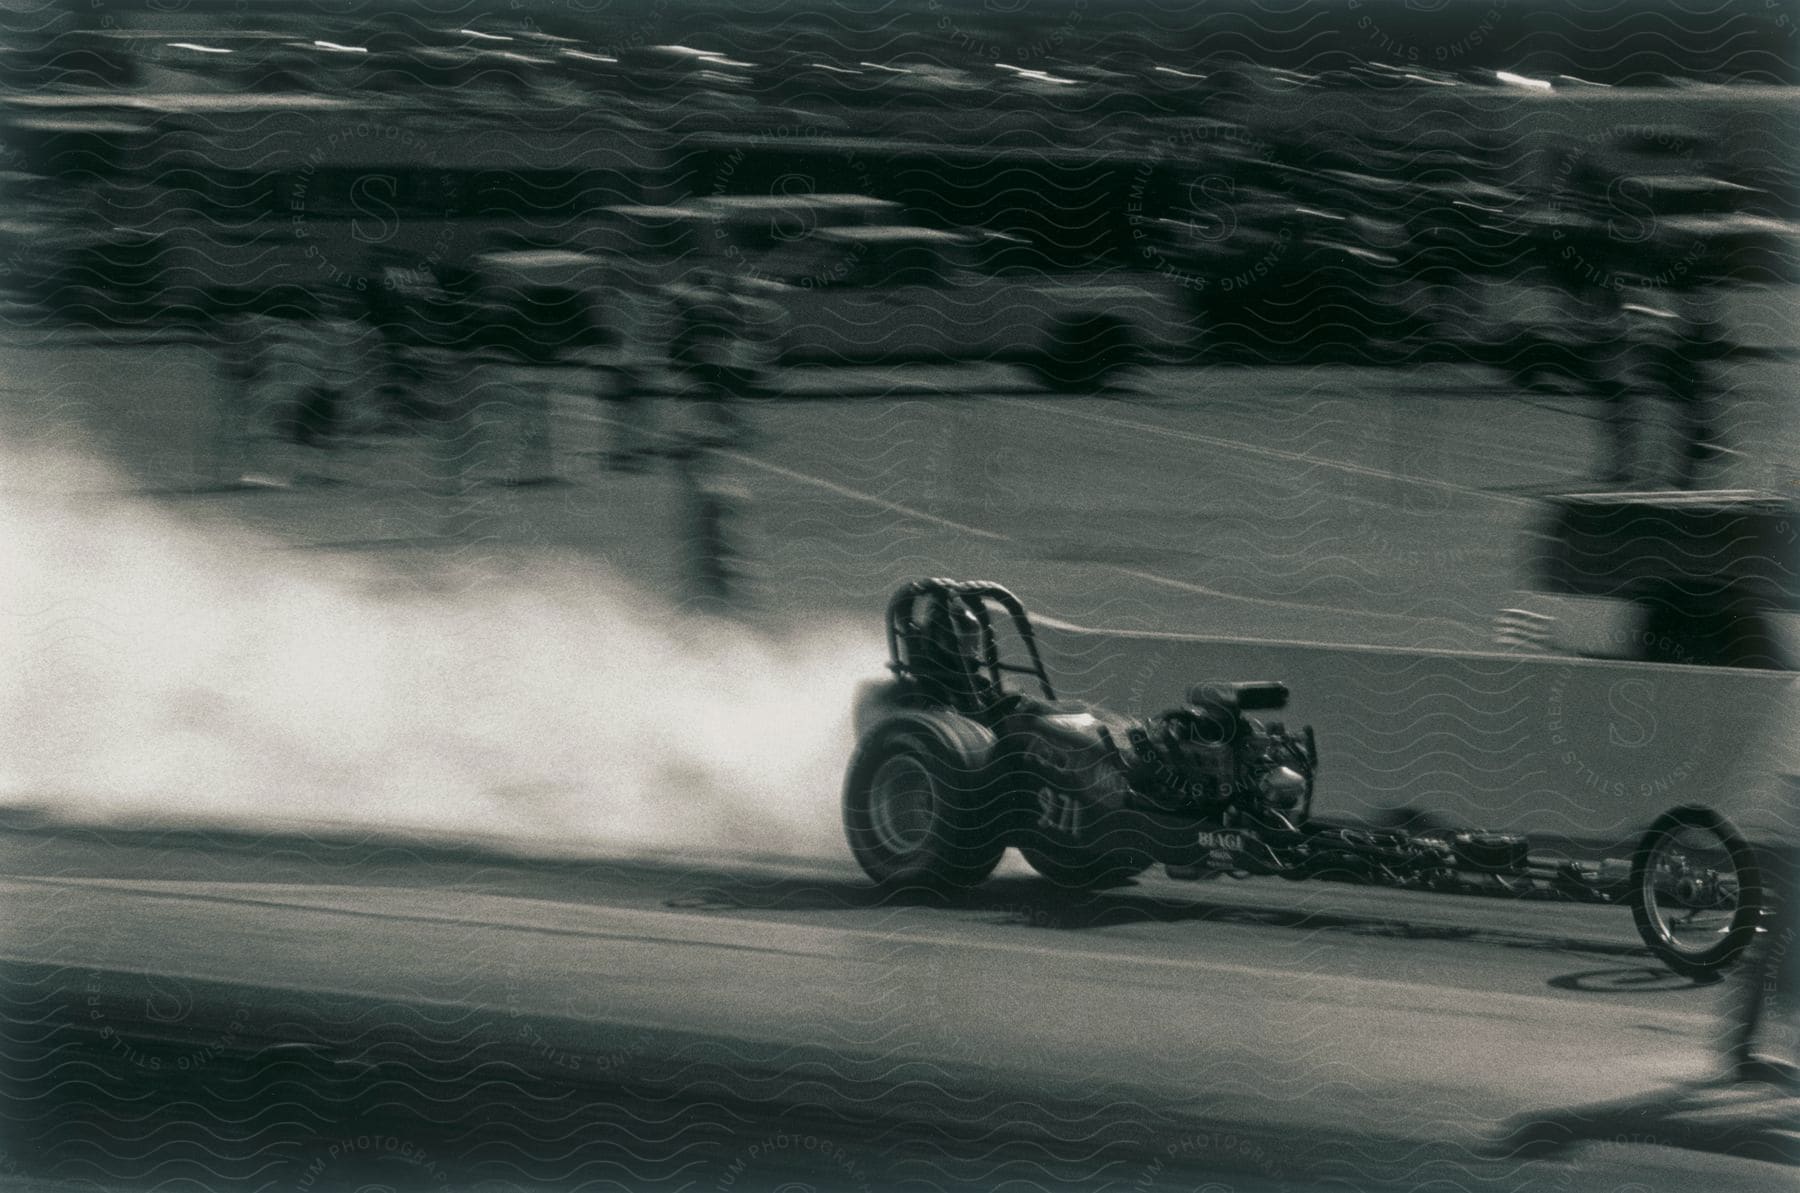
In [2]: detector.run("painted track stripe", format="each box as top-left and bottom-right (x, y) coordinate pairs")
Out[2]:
(1001, 397), (1534, 509)
(588, 410), (1479, 630)
(1112, 566), (1470, 626)
(720, 450), (1010, 541)
(0, 875), (1706, 1025)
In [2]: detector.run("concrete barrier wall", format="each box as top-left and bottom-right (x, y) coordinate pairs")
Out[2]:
(1033, 620), (1798, 856)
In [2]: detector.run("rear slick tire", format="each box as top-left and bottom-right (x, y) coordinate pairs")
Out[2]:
(843, 717), (1006, 894)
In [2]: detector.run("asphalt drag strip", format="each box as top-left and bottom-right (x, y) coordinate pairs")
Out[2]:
(0, 820), (1793, 1191)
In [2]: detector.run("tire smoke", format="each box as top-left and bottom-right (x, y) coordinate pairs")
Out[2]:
(0, 440), (874, 858)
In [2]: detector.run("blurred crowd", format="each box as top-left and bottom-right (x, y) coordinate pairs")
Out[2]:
(2, 4), (1795, 499)
(205, 258), (771, 458)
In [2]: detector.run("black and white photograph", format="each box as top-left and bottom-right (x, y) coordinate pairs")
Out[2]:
(0, 1), (1796, 1189)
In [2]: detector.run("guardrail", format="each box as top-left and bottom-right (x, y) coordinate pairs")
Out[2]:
(1033, 619), (1798, 854)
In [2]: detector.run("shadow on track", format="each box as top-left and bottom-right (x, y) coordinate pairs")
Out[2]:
(1496, 1076), (1799, 1168)
(1546, 967), (1713, 995)
(0, 960), (1320, 1193)
(665, 871), (1659, 971)
(0, 819), (1753, 1192)
(0, 815), (1663, 978)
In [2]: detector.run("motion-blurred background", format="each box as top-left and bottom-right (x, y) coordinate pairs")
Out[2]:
(2, 4), (1798, 1191)
(2, 0), (1795, 640)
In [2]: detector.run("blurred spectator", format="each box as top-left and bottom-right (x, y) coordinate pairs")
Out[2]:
(667, 407), (748, 609)
(210, 289), (272, 485)
(257, 290), (318, 449)
(1721, 683), (1799, 1086)
(452, 273), (524, 480)
(1533, 149), (1642, 484)
(679, 269), (775, 449)
(213, 289), (268, 411)
(479, 275), (565, 485)
(408, 263), (484, 410)
(259, 287), (374, 463)
(603, 274), (656, 473)
(723, 276), (782, 407)
(287, 338), (338, 449)
(366, 252), (432, 426)
(663, 269), (777, 608)
(1723, 843), (1798, 1085)
(1639, 289), (1727, 490)
(425, 264), (483, 353)
(318, 288), (378, 433)
(1579, 284), (1637, 486)
(678, 271), (738, 443)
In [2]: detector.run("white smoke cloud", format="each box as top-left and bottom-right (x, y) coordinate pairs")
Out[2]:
(0, 438), (875, 858)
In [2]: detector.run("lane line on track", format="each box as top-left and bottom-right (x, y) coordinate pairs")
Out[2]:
(586, 410), (1005, 541)
(589, 410), (1481, 632)
(718, 451), (1008, 541)
(1023, 610), (1790, 670)
(734, 452), (1476, 625)
(736, 449), (1454, 624)
(999, 397), (1535, 510)
(1108, 566), (1472, 626)
(591, 410), (1448, 623)
(0, 874), (1704, 1024)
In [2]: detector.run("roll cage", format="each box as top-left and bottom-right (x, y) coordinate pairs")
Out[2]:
(884, 578), (1057, 716)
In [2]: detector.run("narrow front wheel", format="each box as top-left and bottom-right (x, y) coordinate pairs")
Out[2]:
(1629, 807), (1762, 981)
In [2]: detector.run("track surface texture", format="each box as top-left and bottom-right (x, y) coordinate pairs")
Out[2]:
(1, 821), (1794, 1192)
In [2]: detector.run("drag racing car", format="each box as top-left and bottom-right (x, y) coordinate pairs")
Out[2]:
(843, 579), (1765, 979)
